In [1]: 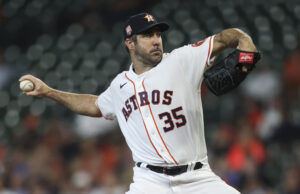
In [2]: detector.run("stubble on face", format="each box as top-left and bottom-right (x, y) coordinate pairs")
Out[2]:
(133, 29), (163, 67)
(134, 43), (163, 67)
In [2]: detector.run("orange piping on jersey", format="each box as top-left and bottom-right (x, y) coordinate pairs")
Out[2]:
(95, 100), (114, 120)
(142, 80), (178, 165)
(205, 36), (213, 67)
(125, 73), (163, 159)
(192, 38), (207, 47)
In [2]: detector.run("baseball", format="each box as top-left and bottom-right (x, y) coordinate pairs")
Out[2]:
(20, 80), (35, 92)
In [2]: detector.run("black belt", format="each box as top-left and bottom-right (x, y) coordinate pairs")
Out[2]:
(136, 162), (203, 176)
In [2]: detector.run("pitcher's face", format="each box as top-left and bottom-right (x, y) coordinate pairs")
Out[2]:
(134, 27), (163, 66)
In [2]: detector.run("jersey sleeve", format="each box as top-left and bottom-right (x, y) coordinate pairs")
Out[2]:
(173, 35), (215, 89)
(96, 85), (116, 120)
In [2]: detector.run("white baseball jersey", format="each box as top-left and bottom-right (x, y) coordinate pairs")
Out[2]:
(96, 36), (215, 166)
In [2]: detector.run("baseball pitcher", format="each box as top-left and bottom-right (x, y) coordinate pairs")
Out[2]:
(19, 13), (260, 193)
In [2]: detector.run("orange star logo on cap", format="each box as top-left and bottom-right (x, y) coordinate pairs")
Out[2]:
(144, 14), (154, 22)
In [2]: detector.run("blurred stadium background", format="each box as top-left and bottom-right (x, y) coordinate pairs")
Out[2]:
(0, 0), (300, 193)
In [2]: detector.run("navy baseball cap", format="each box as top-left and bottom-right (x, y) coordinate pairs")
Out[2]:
(123, 13), (169, 39)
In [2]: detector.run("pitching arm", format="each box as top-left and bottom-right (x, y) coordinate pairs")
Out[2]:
(19, 74), (102, 117)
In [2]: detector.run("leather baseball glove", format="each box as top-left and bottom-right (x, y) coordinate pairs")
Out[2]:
(204, 49), (261, 96)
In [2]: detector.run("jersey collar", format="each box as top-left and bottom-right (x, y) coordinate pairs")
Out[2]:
(127, 54), (167, 80)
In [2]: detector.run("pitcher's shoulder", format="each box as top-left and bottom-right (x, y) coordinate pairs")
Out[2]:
(109, 71), (129, 87)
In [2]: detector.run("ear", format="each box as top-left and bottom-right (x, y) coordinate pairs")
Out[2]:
(125, 38), (135, 51)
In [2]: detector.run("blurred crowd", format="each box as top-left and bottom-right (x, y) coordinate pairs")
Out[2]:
(0, 117), (133, 194)
(1, 0), (300, 193)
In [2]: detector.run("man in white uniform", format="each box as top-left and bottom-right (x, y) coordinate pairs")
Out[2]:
(20, 13), (258, 193)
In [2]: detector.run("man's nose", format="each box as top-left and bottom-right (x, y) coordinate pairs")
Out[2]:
(152, 35), (160, 46)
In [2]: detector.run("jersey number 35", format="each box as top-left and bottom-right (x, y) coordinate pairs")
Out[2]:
(158, 106), (187, 133)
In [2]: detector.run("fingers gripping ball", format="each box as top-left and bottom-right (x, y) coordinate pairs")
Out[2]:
(20, 80), (35, 92)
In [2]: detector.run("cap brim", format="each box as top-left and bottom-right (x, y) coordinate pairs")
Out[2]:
(136, 22), (169, 34)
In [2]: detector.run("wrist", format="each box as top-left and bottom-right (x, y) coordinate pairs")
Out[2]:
(237, 35), (257, 52)
(44, 86), (55, 98)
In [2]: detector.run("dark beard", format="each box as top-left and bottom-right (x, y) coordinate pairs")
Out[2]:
(134, 44), (162, 67)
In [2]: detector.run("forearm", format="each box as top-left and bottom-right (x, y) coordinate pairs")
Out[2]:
(235, 29), (257, 52)
(46, 88), (101, 117)
(213, 28), (258, 57)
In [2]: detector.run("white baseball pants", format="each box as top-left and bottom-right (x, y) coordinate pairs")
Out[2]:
(126, 163), (240, 194)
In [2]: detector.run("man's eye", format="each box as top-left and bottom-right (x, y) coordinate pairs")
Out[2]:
(144, 33), (153, 37)
(142, 31), (160, 37)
